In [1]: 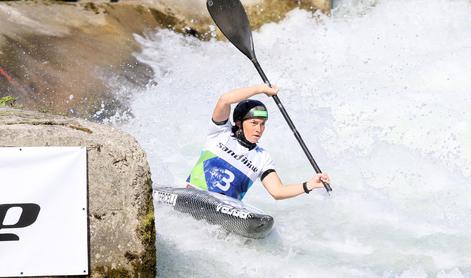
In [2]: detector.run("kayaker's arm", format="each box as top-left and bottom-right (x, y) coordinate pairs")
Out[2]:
(212, 84), (278, 123)
(261, 172), (330, 200)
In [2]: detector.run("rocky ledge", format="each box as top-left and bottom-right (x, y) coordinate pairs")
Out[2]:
(0, 107), (156, 277)
(0, 0), (331, 120)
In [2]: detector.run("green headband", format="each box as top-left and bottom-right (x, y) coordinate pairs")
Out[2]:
(243, 106), (268, 120)
(252, 110), (268, 118)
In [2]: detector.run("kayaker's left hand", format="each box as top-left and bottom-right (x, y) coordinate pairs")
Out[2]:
(307, 173), (331, 191)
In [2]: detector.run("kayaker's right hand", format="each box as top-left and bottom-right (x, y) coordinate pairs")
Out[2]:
(258, 84), (278, 97)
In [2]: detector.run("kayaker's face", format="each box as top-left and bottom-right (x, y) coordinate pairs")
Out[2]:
(242, 118), (266, 143)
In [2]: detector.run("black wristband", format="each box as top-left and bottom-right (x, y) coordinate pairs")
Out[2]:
(303, 182), (311, 194)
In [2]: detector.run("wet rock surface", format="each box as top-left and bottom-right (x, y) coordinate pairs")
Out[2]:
(0, 0), (330, 120)
(0, 107), (156, 277)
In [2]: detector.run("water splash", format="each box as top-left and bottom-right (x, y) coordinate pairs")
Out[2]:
(120, 0), (471, 276)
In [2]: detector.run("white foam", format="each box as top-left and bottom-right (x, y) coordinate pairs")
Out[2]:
(120, 0), (471, 276)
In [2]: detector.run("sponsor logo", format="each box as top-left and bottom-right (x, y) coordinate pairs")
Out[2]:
(216, 204), (249, 219)
(0, 203), (41, 242)
(217, 142), (259, 173)
(156, 192), (178, 206)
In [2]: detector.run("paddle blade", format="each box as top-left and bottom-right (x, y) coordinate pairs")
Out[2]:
(207, 0), (256, 60)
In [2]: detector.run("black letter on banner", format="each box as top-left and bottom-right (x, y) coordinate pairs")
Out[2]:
(0, 203), (41, 241)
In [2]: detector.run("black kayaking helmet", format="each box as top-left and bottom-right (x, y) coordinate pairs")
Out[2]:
(233, 99), (268, 124)
(232, 100), (268, 149)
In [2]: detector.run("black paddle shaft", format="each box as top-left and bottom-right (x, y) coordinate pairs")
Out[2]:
(207, 0), (332, 192)
(253, 61), (332, 192)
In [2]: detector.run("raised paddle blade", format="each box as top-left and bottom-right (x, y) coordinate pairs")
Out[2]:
(207, 0), (256, 60)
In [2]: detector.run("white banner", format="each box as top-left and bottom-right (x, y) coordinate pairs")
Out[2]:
(0, 147), (88, 277)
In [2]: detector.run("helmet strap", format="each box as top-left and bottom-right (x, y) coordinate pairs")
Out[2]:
(235, 123), (256, 150)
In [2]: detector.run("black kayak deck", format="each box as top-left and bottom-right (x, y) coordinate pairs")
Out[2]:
(154, 187), (274, 239)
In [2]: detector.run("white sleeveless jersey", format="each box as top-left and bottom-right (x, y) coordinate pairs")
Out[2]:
(187, 120), (275, 200)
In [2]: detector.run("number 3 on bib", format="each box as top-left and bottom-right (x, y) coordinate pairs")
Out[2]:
(215, 169), (235, 191)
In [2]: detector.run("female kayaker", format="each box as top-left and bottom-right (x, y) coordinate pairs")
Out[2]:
(187, 84), (330, 200)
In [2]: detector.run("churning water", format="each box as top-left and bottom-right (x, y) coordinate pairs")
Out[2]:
(118, 0), (471, 276)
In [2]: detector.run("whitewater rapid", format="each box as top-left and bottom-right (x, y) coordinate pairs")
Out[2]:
(118, 0), (471, 277)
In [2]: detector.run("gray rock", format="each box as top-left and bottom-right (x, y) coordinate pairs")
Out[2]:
(0, 108), (156, 278)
